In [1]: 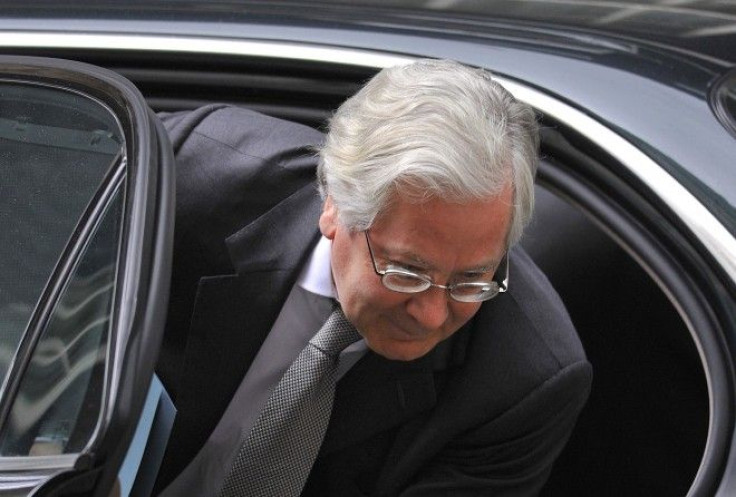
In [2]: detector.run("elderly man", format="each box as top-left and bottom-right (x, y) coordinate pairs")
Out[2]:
(155, 59), (591, 496)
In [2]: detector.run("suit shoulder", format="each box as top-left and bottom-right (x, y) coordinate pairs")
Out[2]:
(164, 106), (323, 272)
(165, 105), (322, 229)
(507, 247), (587, 368)
(461, 247), (590, 407)
(161, 104), (324, 158)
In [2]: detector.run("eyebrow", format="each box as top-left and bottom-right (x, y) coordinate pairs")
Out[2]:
(382, 246), (500, 275)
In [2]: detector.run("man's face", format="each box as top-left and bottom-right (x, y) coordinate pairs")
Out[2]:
(319, 187), (513, 361)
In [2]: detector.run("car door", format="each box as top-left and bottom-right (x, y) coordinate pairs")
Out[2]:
(0, 56), (173, 496)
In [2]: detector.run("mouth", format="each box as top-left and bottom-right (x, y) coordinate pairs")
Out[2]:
(388, 321), (433, 341)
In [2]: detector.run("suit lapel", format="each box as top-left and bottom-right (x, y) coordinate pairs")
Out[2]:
(373, 322), (475, 495)
(320, 323), (469, 457)
(225, 182), (323, 275)
(168, 183), (323, 471)
(220, 180), (324, 362)
(320, 351), (436, 456)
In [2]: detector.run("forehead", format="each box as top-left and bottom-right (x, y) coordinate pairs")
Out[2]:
(370, 189), (513, 266)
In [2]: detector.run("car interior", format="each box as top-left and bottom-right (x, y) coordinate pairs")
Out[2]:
(33, 50), (709, 495)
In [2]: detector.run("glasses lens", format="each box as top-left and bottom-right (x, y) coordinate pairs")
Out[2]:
(382, 271), (431, 293)
(450, 282), (500, 303)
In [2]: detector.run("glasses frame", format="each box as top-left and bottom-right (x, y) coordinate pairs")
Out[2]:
(364, 230), (508, 303)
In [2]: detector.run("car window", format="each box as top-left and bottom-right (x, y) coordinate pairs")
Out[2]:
(721, 79), (736, 134)
(0, 186), (123, 457)
(712, 70), (736, 139)
(0, 57), (172, 497)
(0, 81), (122, 388)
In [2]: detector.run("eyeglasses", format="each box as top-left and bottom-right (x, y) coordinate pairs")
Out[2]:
(364, 230), (508, 303)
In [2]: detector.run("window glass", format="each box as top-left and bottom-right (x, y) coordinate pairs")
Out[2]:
(722, 79), (736, 131)
(0, 82), (122, 386)
(0, 186), (123, 456)
(712, 70), (736, 138)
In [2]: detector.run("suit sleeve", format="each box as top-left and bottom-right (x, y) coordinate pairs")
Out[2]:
(400, 360), (591, 496)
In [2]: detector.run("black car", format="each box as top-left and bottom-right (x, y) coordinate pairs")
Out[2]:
(1, 1), (735, 496)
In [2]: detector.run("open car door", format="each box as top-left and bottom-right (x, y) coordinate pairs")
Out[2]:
(0, 56), (173, 496)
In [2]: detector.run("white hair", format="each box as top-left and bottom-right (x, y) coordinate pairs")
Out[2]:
(317, 58), (539, 246)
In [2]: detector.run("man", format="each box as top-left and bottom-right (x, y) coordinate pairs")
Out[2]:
(155, 59), (591, 496)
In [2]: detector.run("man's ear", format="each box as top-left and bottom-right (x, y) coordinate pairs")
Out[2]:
(319, 196), (338, 240)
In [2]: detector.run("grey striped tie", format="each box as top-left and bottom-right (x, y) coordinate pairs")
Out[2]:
(218, 307), (361, 497)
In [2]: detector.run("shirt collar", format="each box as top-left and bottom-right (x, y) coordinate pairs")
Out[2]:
(297, 235), (335, 298)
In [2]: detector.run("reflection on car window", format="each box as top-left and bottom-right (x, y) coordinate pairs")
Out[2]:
(0, 82), (122, 386)
(712, 70), (736, 138)
(0, 186), (123, 457)
(723, 80), (736, 132)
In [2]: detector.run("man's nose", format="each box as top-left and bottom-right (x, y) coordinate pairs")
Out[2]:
(406, 287), (450, 330)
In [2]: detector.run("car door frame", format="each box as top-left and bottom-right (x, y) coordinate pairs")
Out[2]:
(0, 55), (174, 497)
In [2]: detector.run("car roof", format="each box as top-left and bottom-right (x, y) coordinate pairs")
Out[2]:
(1, 0), (735, 232)
(4, 0), (734, 64)
(1, 1), (735, 62)
(306, 0), (736, 65)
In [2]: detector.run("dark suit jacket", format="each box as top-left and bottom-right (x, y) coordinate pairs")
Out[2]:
(154, 105), (592, 496)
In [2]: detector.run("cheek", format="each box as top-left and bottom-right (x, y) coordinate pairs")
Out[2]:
(329, 235), (360, 299)
(332, 252), (385, 315)
(343, 280), (410, 334)
(347, 278), (403, 316)
(447, 302), (482, 329)
(331, 234), (399, 310)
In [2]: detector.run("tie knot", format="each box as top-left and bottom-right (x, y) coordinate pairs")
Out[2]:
(309, 307), (362, 357)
